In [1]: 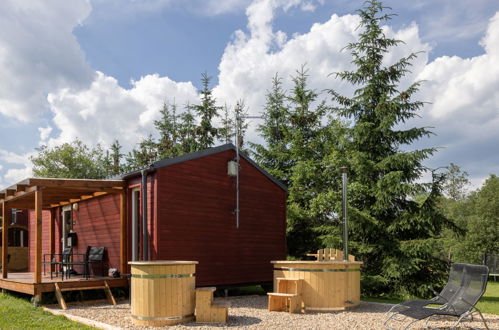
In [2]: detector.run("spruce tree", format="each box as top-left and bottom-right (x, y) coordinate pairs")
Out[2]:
(155, 102), (180, 158)
(220, 103), (234, 144)
(191, 72), (221, 149)
(285, 67), (331, 257)
(108, 140), (123, 176)
(234, 100), (249, 149)
(323, 0), (453, 296)
(177, 102), (199, 154)
(251, 73), (292, 185)
(125, 134), (158, 170)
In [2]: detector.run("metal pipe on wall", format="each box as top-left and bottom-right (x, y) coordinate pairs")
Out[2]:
(131, 189), (139, 261)
(340, 167), (348, 261)
(141, 169), (149, 261)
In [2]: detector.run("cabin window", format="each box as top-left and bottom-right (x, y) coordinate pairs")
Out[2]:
(0, 227), (28, 247)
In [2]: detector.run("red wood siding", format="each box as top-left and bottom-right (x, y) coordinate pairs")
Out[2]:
(154, 150), (286, 286)
(70, 194), (121, 274)
(28, 195), (121, 276)
(28, 210), (51, 272)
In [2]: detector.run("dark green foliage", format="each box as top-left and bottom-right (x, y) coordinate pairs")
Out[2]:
(108, 140), (123, 176)
(441, 174), (499, 263)
(124, 134), (158, 171)
(251, 73), (293, 186)
(234, 100), (249, 149)
(177, 103), (199, 154)
(31, 139), (109, 179)
(191, 72), (221, 149)
(155, 102), (181, 159)
(320, 0), (453, 297)
(252, 67), (340, 257)
(220, 103), (235, 144)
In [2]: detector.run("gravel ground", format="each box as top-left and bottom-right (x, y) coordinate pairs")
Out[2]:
(46, 296), (499, 329)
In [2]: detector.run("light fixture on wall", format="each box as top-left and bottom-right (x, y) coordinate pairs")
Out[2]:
(72, 203), (79, 211)
(227, 160), (238, 176)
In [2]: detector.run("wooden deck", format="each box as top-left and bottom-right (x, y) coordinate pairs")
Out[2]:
(0, 272), (128, 296)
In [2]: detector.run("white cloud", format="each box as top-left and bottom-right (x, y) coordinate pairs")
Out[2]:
(46, 72), (199, 150)
(0, 0), (94, 122)
(0, 149), (34, 187)
(214, 0), (429, 143)
(38, 126), (53, 143)
(414, 11), (499, 181)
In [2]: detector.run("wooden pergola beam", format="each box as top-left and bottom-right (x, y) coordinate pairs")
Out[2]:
(34, 189), (43, 284)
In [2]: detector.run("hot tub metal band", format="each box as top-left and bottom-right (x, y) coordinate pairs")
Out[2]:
(131, 273), (195, 278)
(273, 267), (360, 272)
(131, 314), (194, 321)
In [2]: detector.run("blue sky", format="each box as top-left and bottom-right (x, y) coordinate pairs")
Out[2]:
(1, 0), (499, 189)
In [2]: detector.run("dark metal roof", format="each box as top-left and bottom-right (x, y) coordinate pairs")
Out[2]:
(120, 144), (287, 191)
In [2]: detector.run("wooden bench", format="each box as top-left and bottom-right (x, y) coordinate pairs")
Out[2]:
(307, 248), (355, 261)
(267, 278), (303, 313)
(195, 287), (228, 323)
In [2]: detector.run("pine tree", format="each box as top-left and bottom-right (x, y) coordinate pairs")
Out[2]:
(155, 102), (180, 159)
(285, 67), (332, 257)
(220, 103), (234, 144)
(177, 102), (199, 154)
(323, 0), (454, 296)
(251, 73), (292, 185)
(109, 140), (123, 176)
(125, 134), (158, 170)
(234, 100), (249, 149)
(191, 72), (221, 149)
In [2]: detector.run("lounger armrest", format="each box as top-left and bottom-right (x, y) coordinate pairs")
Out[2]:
(428, 286), (449, 303)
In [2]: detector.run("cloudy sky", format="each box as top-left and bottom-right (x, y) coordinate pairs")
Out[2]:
(1, 0), (499, 188)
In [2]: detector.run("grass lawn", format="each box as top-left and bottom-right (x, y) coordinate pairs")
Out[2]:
(0, 292), (92, 329)
(363, 281), (499, 315)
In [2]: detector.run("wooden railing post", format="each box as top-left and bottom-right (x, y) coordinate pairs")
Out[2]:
(34, 189), (43, 284)
(2, 202), (10, 278)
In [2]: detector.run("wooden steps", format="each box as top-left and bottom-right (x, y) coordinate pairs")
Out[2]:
(195, 287), (228, 323)
(268, 278), (303, 313)
(54, 281), (116, 310)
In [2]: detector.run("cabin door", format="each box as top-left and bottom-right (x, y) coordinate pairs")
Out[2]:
(61, 205), (72, 251)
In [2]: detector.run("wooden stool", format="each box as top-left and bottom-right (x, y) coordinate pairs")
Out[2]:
(267, 278), (303, 313)
(195, 287), (228, 323)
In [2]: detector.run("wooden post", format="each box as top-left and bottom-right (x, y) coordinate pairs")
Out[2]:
(120, 191), (127, 274)
(34, 189), (43, 284)
(2, 202), (10, 278)
(49, 209), (55, 273)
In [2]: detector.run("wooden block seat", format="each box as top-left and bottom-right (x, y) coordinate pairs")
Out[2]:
(268, 278), (303, 313)
(195, 287), (229, 323)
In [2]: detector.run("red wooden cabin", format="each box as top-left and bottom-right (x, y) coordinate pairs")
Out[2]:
(3, 144), (286, 288)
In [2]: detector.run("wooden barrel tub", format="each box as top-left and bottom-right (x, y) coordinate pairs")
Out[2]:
(129, 261), (198, 326)
(271, 260), (362, 312)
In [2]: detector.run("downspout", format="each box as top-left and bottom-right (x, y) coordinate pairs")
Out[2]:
(141, 169), (149, 261)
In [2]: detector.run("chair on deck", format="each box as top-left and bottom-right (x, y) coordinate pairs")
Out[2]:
(63, 246), (106, 280)
(384, 263), (490, 330)
(42, 247), (72, 279)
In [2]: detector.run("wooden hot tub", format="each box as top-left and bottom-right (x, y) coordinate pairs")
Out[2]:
(129, 261), (197, 326)
(271, 260), (362, 312)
